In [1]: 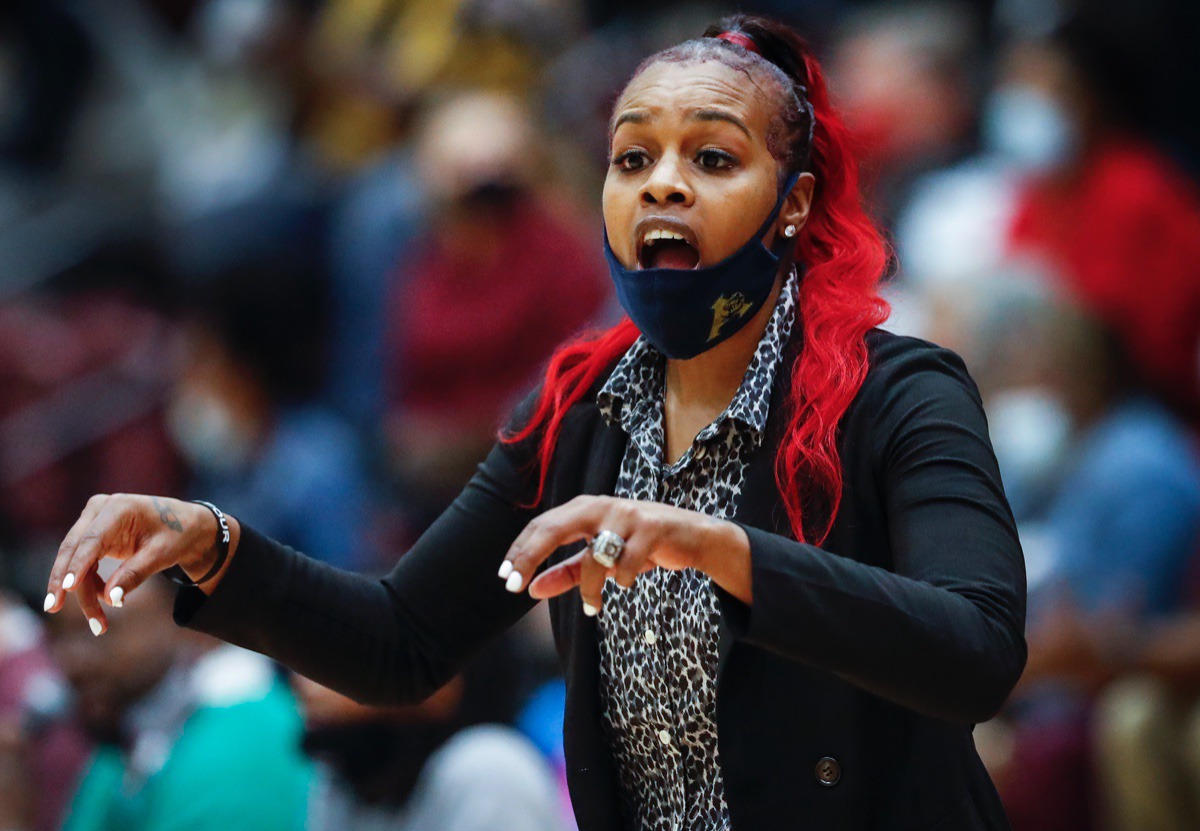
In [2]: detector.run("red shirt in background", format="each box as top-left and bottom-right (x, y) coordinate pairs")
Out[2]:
(1008, 138), (1200, 416)
(391, 192), (609, 435)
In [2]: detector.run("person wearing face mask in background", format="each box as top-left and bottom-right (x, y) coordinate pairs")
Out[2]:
(893, 15), (1200, 411)
(168, 263), (375, 571)
(990, 289), (1200, 650)
(384, 91), (608, 530)
(994, 21), (1200, 421)
(940, 277), (1200, 831)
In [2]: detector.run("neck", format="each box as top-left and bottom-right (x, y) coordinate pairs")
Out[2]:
(665, 271), (785, 411)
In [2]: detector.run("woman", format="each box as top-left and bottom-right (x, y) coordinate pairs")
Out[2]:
(44, 15), (1026, 831)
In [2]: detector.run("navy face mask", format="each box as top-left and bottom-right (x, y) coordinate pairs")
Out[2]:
(603, 171), (801, 360)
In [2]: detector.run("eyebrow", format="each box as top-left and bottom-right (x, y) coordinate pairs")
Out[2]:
(690, 108), (751, 138)
(610, 108), (752, 139)
(611, 110), (647, 133)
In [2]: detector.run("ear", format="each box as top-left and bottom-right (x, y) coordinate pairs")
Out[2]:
(778, 172), (816, 236)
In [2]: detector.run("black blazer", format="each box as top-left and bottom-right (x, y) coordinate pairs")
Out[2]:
(176, 327), (1027, 830)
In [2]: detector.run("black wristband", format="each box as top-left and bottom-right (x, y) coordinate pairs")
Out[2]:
(163, 500), (231, 588)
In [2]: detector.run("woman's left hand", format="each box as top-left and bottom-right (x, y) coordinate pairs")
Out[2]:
(497, 496), (750, 615)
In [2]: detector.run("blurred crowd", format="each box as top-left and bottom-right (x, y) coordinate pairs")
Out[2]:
(1, 0), (1198, 829)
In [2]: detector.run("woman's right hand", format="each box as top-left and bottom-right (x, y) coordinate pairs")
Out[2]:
(43, 494), (240, 634)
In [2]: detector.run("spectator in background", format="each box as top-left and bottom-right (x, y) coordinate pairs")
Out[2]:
(1091, 592), (1200, 830)
(45, 577), (311, 831)
(0, 592), (88, 831)
(956, 281), (1200, 831)
(168, 263), (376, 570)
(303, 0), (572, 172)
(828, 2), (980, 231)
(385, 91), (608, 525)
(162, 0), (329, 284)
(893, 13), (1200, 393)
(999, 24), (1200, 418)
(296, 668), (569, 831)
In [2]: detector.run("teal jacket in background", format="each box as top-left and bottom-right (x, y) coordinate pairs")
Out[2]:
(62, 677), (311, 831)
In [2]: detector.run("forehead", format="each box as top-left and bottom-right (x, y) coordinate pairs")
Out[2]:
(612, 59), (775, 138)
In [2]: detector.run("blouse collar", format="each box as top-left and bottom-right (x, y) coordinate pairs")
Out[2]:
(598, 267), (799, 444)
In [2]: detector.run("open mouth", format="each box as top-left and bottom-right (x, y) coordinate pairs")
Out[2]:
(637, 233), (701, 270)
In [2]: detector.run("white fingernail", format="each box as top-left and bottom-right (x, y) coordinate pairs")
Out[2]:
(63, 573), (75, 590)
(582, 602), (598, 617)
(109, 587), (124, 608)
(89, 618), (103, 637)
(505, 571), (524, 593)
(43, 593), (55, 612)
(498, 560), (514, 580)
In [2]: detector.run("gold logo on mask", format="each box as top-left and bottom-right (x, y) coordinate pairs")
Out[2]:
(709, 293), (754, 341)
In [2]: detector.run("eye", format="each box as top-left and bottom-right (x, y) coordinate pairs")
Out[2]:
(696, 149), (736, 170)
(612, 149), (649, 172)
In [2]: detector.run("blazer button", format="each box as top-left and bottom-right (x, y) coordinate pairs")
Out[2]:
(815, 756), (841, 787)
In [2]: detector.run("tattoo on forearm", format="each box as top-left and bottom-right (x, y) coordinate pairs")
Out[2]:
(152, 497), (184, 532)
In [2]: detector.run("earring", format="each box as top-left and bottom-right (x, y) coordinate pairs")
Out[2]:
(783, 224), (797, 238)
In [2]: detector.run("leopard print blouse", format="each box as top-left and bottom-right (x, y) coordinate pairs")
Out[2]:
(594, 269), (798, 831)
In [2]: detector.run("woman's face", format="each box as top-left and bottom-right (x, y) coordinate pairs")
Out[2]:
(603, 59), (811, 271)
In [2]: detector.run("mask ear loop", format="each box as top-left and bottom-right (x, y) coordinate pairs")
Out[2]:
(763, 171), (802, 233)
(757, 170), (803, 251)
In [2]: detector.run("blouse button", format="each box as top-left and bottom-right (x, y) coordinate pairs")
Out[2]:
(657, 729), (672, 747)
(644, 629), (657, 645)
(694, 445), (707, 459)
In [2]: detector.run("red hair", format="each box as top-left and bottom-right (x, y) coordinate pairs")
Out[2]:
(504, 15), (889, 544)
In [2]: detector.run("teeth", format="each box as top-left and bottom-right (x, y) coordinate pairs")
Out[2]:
(643, 229), (688, 245)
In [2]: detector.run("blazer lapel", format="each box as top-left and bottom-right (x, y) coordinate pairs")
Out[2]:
(561, 407), (627, 831)
(582, 414), (627, 497)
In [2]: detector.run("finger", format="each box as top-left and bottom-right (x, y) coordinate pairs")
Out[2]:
(503, 521), (593, 594)
(612, 535), (655, 589)
(73, 569), (108, 636)
(500, 497), (607, 593)
(504, 495), (600, 562)
(527, 552), (586, 600)
(577, 548), (611, 616)
(46, 495), (109, 613)
(104, 542), (172, 607)
(581, 534), (651, 612)
(61, 498), (130, 598)
(501, 496), (606, 573)
(527, 539), (653, 600)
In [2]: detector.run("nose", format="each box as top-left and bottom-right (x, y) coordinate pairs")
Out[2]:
(640, 152), (693, 206)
